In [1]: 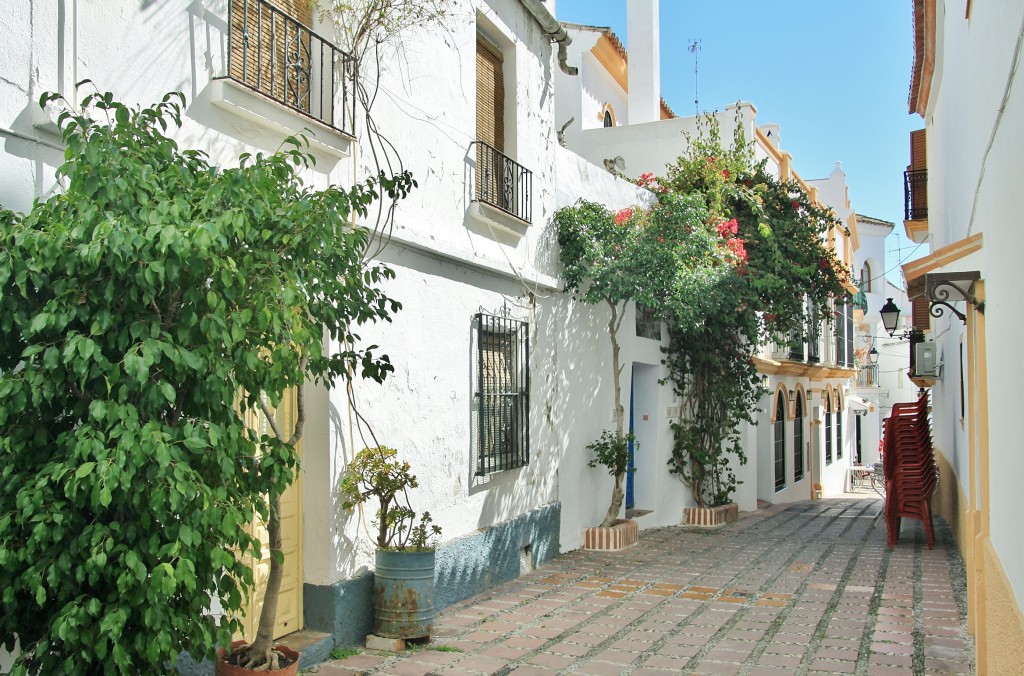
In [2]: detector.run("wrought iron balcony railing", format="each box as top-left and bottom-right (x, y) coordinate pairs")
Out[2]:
(904, 169), (928, 221)
(226, 0), (355, 136)
(857, 364), (879, 388)
(472, 141), (533, 224)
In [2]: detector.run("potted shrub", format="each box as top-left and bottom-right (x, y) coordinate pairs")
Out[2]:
(340, 446), (442, 640)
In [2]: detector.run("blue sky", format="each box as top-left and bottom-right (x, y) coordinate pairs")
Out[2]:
(554, 0), (928, 288)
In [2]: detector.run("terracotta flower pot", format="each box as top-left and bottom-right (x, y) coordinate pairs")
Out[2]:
(215, 640), (300, 676)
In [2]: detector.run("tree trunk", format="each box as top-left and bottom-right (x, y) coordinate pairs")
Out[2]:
(601, 300), (626, 528)
(601, 471), (626, 528)
(246, 492), (283, 663)
(241, 386), (307, 669)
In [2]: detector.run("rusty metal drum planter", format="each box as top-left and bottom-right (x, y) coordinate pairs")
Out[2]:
(373, 549), (436, 639)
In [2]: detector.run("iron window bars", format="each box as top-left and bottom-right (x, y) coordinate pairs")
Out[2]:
(774, 394), (786, 491)
(793, 394), (804, 482)
(472, 141), (533, 224)
(903, 169), (928, 221)
(225, 0), (356, 136)
(475, 312), (529, 475)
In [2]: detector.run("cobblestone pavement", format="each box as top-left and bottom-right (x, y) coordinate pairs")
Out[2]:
(313, 493), (973, 675)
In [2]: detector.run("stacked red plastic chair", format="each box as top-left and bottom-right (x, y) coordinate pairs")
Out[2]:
(881, 392), (939, 548)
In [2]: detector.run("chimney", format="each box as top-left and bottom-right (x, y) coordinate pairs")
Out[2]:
(627, 0), (660, 124)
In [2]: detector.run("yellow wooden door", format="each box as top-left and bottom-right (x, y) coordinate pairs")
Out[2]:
(238, 389), (304, 641)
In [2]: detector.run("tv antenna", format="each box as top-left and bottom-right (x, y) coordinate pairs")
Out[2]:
(688, 39), (701, 115)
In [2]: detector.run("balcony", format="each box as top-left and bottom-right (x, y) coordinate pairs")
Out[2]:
(221, 0), (355, 138)
(857, 364), (879, 388)
(903, 169), (929, 242)
(472, 141), (533, 225)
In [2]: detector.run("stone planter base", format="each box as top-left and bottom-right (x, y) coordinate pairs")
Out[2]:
(683, 502), (739, 528)
(583, 519), (638, 551)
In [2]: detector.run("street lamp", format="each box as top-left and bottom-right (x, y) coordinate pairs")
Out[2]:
(868, 346), (879, 364)
(880, 298), (902, 337)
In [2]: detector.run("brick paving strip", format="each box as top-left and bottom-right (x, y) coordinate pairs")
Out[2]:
(312, 497), (974, 676)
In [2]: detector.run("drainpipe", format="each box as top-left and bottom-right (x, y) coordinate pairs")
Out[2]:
(518, 0), (578, 75)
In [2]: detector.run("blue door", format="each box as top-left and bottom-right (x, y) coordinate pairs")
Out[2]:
(626, 368), (636, 509)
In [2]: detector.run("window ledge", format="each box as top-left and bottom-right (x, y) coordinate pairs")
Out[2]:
(468, 201), (530, 238)
(209, 78), (353, 159)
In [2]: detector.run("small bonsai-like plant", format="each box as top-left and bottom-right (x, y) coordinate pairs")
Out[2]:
(340, 446), (441, 550)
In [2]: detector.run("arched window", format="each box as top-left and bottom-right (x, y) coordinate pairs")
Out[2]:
(600, 103), (616, 128)
(794, 392), (804, 482)
(836, 392), (844, 460)
(774, 392), (786, 491)
(860, 262), (872, 293)
(824, 391), (833, 465)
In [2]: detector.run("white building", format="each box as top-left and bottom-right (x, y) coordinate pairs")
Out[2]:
(0, 0), (651, 657)
(898, 0), (1024, 671)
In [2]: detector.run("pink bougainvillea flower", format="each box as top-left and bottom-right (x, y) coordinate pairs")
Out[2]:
(715, 218), (739, 238)
(614, 208), (633, 225)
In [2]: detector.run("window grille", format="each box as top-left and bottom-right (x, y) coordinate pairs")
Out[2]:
(774, 393), (786, 491)
(475, 312), (529, 474)
(635, 304), (661, 340)
(793, 393), (804, 482)
(836, 399), (844, 459)
(824, 393), (833, 465)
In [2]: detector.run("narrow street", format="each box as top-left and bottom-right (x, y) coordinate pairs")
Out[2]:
(315, 493), (972, 675)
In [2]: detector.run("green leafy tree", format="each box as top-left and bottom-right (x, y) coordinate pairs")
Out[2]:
(554, 194), (710, 527)
(0, 90), (414, 673)
(554, 113), (847, 511)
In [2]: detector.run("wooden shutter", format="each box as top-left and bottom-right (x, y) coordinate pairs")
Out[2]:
(910, 129), (927, 170)
(476, 38), (505, 152)
(230, 0), (313, 106)
(912, 296), (931, 332)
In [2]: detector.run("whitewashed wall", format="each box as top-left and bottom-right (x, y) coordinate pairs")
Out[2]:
(924, 0), (1024, 613)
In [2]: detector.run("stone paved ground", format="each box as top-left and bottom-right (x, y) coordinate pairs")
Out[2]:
(312, 492), (973, 675)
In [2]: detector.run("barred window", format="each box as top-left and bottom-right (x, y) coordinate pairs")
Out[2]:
(475, 312), (529, 474)
(824, 392), (833, 465)
(793, 392), (804, 482)
(774, 393), (786, 491)
(635, 304), (661, 340)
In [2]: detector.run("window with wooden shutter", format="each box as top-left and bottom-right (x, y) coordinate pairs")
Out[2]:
(476, 38), (505, 152)
(230, 0), (313, 103)
(905, 129), (928, 220)
(910, 129), (927, 170)
(912, 296), (931, 332)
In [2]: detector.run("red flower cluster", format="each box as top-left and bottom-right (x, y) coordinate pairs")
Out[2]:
(614, 207), (633, 225)
(725, 237), (748, 263)
(636, 172), (667, 194)
(791, 200), (800, 210)
(722, 169), (731, 179)
(715, 218), (739, 237)
(714, 219), (747, 264)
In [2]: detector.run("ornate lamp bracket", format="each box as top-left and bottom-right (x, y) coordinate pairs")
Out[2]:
(924, 271), (983, 324)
